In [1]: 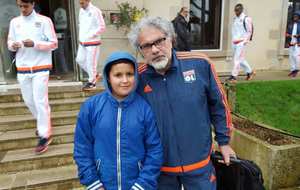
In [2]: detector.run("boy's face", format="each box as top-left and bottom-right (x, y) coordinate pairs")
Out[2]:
(109, 63), (135, 100)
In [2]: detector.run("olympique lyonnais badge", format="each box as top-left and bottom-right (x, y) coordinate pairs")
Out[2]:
(183, 70), (196, 83)
(35, 22), (42, 28)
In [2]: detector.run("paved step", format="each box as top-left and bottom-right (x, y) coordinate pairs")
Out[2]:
(0, 165), (82, 190)
(0, 85), (103, 103)
(0, 143), (74, 174)
(0, 97), (86, 116)
(0, 125), (75, 151)
(0, 110), (78, 132)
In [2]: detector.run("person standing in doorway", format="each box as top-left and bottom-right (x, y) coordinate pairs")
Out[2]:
(286, 11), (300, 77)
(172, 6), (191, 51)
(76, 0), (106, 91)
(7, 0), (57, 154)
(228, 3), (255, 83)
(128, 16), (235, 190)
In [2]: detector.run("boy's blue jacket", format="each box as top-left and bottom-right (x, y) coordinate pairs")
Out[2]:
(74, 51), (163, 190)
(137, 50), (232, 174)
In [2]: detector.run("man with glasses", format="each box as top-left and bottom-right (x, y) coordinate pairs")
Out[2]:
(7, 0), (57, 154)
(172, 7), (191, 51)
(128, 17), (235, 190)
(228, 3), (255, 83)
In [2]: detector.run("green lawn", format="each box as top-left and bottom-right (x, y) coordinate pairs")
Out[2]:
(235, 80), (300, 136)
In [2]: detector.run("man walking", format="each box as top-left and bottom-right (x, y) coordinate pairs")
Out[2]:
(7, 0), (57, 154)
(286, 11), (300, 77)
(172, 7), (191, 51)
(228, 3), (255, 83)
(76, 0), (106, 91)
(128, 16), (235, 190)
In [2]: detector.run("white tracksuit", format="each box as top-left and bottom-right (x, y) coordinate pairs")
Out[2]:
(7, 10), (57, 138)
(231, 12), (253, 77)
(76, 3), (106, 83)
(289, 23), (300, 72)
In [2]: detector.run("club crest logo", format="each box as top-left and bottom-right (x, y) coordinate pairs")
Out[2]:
(183, 70), (196, 83)
(35, 22), (42, 28)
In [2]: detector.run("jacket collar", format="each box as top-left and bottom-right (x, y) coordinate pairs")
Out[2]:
(21, 10), (36, 20)
(106, 90), (137, 108)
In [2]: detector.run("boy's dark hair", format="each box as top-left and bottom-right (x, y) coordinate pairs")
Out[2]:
(105, 59), (135, 77)
(18, 0), (35, 4)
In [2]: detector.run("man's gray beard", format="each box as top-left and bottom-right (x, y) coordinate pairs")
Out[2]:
(149, 57), (169, 71)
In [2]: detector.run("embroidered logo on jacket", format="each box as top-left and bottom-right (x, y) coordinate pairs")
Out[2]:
(35, 22), (42, 28)
(183, 70), (196, 83)
(144, 84), (153, 93)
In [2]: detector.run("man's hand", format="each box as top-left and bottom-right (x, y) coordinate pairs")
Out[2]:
(219, 145), (236, 166)
(99, 187), (105, 190)
(12, 42), (22, 50)
(22, 39), (34, 47)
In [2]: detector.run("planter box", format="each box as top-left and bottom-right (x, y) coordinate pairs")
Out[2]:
(231, 116), (300, 190)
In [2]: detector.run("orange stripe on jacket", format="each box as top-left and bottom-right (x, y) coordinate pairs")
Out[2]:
(17, 65), (52, 71)
(161, 147), (213, 173)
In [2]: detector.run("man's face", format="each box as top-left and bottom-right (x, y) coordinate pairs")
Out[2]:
(234, 7), (242, 17)
(138, 27), (173, 71)
(16, 0), (34, 16)
(79, 0), (90, 9)
(181, 8), (189, 18)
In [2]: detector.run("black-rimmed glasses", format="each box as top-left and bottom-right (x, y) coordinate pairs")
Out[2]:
(139, 37), (167, 52)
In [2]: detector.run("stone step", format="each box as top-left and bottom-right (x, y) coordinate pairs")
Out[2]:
(0, 165), (82, 190)
(0, 110), (78, 132)
(0, 97), (86, 116)
(0, 143), (74, 174)
(0, 85), (103, 103)
(0, 125), (75, 151)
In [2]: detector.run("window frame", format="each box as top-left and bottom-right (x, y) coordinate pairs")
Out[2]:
(189, 0), (230, 57)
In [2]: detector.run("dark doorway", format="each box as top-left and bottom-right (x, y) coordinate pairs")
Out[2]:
(35, 0), (75, 80)
(190, 0), (222, 50)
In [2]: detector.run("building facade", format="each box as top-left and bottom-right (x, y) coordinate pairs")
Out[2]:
(0, 0), (297, 84)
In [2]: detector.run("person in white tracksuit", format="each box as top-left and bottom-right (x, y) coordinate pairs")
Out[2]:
(286, 11), (300, 78)
(76, 0), (106, 91)
(228, 3), (255, 82)
(7, 0), (57, 154)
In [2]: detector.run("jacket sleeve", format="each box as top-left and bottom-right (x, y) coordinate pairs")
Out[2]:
(131, 106), (163, 190)
(7, 19), (17, 52)
(34, 17), (58, 51)
(73, 101), (104, 190)
(244, 17), (253, 41)
(207, 62), (233, 146)
(87, 8), (106, 40)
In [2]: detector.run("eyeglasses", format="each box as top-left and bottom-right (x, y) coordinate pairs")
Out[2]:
(139, 37), (167, 52)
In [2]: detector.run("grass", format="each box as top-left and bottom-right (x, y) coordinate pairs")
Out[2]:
(235, 80), (300, 136)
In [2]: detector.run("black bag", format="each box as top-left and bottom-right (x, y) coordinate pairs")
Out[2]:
(211, 151), (265, 190)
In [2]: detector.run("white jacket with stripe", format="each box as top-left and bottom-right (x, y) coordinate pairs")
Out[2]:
(7, 10), (57, 71)
(78, 2), (106, 46)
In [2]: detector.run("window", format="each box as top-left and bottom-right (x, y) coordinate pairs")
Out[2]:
(190, 0), (222, 50)
(0, 0), (19, 79)
(285, 0), (300, 48)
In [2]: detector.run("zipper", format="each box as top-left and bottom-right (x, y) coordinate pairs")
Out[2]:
(96, 159), (101, 172)
(117, 106), (122, 190)
(138, 161), (143, 171)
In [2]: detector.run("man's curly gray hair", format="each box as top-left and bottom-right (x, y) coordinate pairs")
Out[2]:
(128, 16), (176, 50)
